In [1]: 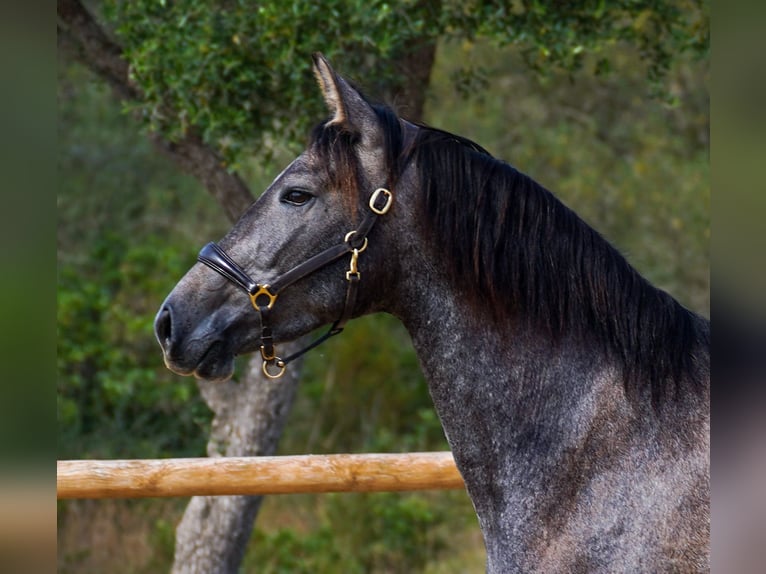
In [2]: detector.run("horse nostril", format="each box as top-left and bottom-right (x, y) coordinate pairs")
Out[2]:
(155, 306), (173, 352)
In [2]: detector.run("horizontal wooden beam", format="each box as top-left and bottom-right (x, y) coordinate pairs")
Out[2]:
(57, 452), (465, 499)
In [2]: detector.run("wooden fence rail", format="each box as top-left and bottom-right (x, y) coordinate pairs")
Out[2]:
(57, 452), (464, 499)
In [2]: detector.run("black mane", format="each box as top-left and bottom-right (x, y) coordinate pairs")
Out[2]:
(311, 99), (708, 407)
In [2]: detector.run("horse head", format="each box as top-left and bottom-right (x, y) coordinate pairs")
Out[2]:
(155, 54), (414, 382)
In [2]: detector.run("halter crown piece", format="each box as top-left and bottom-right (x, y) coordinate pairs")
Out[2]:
(197, 187), (393, 379)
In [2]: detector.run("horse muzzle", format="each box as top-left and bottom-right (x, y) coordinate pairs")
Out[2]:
(154, 303), (237, 382)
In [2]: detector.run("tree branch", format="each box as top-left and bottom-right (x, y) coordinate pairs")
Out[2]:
(57, 0), (137, 101)
(57, 0), (254, 222)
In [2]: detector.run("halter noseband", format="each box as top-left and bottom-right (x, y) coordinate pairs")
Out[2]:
(197, 187), (393, 379)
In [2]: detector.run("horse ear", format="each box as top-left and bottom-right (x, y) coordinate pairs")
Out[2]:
(312, 52), (376, 133)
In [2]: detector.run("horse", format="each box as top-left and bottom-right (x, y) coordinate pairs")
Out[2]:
(155, 53), (710, 572)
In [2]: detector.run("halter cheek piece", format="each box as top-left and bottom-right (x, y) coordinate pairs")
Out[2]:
(197, 187), (393, 379)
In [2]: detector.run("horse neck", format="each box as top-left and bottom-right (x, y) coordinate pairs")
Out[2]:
(379, 171), (632, 462)
(387, 248), (644, 567)
(389, 248), (711, 569)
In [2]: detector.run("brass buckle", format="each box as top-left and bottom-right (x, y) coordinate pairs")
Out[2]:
(249, 284), (277, 311)
(369, 188), (393, 215)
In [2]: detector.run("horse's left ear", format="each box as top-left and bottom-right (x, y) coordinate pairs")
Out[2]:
(312, 52), (377, 134)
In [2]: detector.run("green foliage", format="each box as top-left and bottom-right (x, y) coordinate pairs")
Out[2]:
(57, 233), (212, 458)
(445, 0), (708, 85)
(102, 0), (707, 167)
(103, 0), (439, 167)
(244, 526), (344, 574)
(324, 492), (449, 572)
(146, 517), (179, 571)
(244, 492), (460, 573)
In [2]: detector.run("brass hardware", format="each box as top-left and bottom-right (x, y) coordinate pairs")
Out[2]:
(262, 359), (286, 379)
(343, 231), (368, 252)
(369, 188), (393, 215)
(346, 248), (361, 281)
(260, 345), (276, 362)
(250, 284), (277, 311)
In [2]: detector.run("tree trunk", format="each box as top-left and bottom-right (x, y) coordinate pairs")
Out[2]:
(171, 358), (303, 574)
(383, 0), (440, 123)
(388, 38), (438, 122)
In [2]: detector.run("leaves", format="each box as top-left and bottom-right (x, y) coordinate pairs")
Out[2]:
(103, 0), (707, 168)
(105, 0), (435, 166)
(57, 235), (210, 458)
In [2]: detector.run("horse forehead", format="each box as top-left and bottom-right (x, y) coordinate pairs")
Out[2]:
(274, 147), (353, 184)
(272, 153), (314, 184)
(272, 157), (299, 182)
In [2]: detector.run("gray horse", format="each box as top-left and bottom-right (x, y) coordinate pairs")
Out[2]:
(155, 54), (710, 572)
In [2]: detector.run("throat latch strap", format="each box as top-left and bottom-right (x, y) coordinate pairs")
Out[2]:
(196, 187), (393, 379)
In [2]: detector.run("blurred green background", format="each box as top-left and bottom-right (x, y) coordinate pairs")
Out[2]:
(57, 27), (708, 574)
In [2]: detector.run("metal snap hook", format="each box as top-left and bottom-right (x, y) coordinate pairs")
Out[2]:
(346, 248), (361, 282)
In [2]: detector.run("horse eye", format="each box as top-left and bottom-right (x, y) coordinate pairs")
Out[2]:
(281, 189), (314, 206)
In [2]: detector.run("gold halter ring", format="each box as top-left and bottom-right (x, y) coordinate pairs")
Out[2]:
(262, 358), (287, 379)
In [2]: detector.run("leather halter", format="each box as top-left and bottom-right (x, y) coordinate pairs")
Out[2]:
(197, 187), (393, 379)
